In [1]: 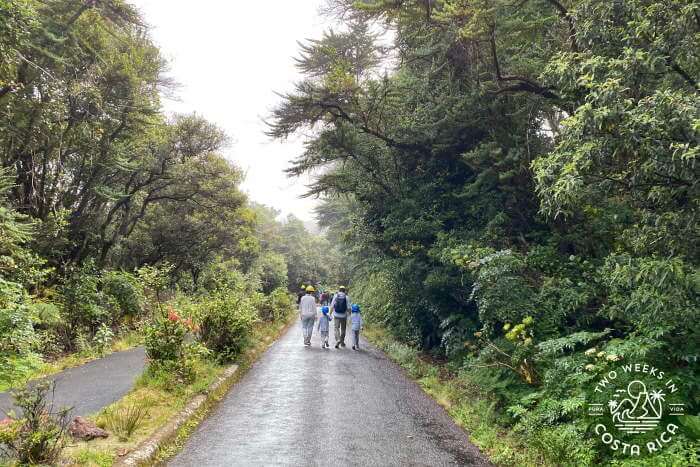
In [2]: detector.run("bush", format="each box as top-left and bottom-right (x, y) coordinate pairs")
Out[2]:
(144, 307), (191, 362)
(101, 270), (144, 322)
(250, 251), (288, 294)
(58, 260), (109, 346)
(0, 381), (71, 465)
(267, 287), (293, 321)
(197, 260), (247, 294)
(251, 288), (293, 322)
(136, 263), (174, 311)
(143, 307), (199, 383)
(195, 288), (257, 361)
(0, 279), (39, 386)
(93, 323), (114, 356)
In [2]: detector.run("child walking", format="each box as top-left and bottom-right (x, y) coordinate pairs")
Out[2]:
(350, 304), (363, 350)
(317, 306), (332, 348)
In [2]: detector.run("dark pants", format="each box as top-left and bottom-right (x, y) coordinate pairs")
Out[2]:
(334, 316), (347, 344)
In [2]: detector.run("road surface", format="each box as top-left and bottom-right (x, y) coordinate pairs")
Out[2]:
(169, 324), (490, 466)
(0, 347), (146, 418)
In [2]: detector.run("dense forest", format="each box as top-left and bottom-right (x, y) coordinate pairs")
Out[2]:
(269, 0), (699, 465)
(0, 0), (698, 465)
(0, 0), (344, 393)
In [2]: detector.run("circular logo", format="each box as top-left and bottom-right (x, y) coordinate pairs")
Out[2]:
(587, 362), (686, 457)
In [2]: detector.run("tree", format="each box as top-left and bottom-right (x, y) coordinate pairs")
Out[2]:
(271, 1), (699, 462)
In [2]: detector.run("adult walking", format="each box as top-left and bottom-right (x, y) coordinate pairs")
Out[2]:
(330, 286), (350, 348)
(299, 285), (317, 346)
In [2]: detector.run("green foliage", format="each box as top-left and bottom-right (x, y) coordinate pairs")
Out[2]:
(251, 251), (288, 294)
(101, 270), (144, 321)
(194, 288), (257, 361)
(272, 0), (700, 464)
(144, 308), (190, 363)
(100, 403), (149, 442)
(93, 323), (114, 356)
(143, 307), (203, 384)
(137, 263), (175, 310)
(251, 287), (294, 322)
(58, 260), (109, 345)
(0, 381), (71, 465)
(267, 287), (294, 321)
(0, 279), (39, 386)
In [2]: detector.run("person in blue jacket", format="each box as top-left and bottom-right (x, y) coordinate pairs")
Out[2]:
(317, 306), (332, 348)
(350, 304), (363, 351)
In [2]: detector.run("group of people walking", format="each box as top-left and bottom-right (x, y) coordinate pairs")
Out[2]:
(298, 285), (363, 350)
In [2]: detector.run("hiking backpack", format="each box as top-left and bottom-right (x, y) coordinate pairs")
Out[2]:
(334, 293), (348, 314)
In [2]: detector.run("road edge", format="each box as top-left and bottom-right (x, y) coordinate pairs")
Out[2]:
(114, 363), (239, 467)
(131, 314), (297, 466)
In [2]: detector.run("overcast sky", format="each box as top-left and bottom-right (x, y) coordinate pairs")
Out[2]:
(131, 1), (327, 223)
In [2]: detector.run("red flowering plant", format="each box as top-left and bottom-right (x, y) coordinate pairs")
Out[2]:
(144, 306), (194, 363)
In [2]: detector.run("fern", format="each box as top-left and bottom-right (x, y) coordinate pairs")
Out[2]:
(537, 329), (611, 356)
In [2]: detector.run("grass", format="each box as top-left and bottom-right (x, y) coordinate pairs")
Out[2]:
(0, 331), (143, 393)
(61, 356), (221, 465)
(362, 325), (549, 467)
(153, 313), (296, 463)
(61, 312), (295, 466)
(101, 403), (150, 441)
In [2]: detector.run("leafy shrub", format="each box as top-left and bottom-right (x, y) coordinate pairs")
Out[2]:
(195, 288), (257, 361)
(267, 287), (293, 320)
(58, 260), (109, 346)
(252, 287), (293, 321)
(143, 306), (199, 383)
(249, 291), (270, 321)
(250, 251), (288, 294)
(529, 425), (595, 466)
(0, 381), (71, 465)
(0, 279), (40, 386)
(138, 341), (211, 390)
(197, 260), (247, 294)
(93, 323), (114, 356)
(136, 263), (174, 311)
(144, 307), (190, 362)
(101, 403), (149, 441)
(101, 270), (144, 322)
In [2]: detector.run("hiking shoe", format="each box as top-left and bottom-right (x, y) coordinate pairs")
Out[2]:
(341, 342), (346, 348)
(352, 345), (356, 350)
(335, 342), (340, 348)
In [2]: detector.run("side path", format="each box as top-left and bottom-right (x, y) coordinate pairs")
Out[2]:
(169, 325), (492, 466)
(0, 347), (146, 417)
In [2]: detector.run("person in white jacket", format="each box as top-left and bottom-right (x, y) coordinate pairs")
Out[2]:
(299, 285), (318, 346)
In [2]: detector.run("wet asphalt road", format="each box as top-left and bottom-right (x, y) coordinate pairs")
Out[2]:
(169, 324), (491, 466)
(0, 347), (146, 418)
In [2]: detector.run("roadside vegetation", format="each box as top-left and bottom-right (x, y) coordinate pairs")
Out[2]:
(62, 284), (296, 467)
(270, 1), (699, 465)
(0, 1), (340, 465)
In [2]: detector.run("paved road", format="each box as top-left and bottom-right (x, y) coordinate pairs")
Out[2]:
(169, 324), (491, 466)
(0, 347), (146, 418)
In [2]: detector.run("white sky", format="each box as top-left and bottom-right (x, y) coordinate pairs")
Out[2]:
(131, 0), (327, 223)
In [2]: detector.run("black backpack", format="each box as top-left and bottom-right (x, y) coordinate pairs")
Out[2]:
(334, 293), (348, 314)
